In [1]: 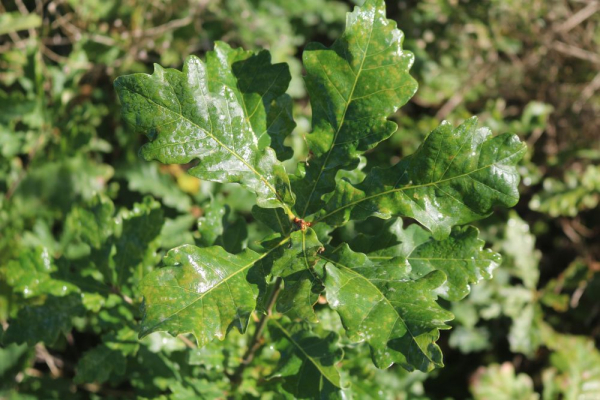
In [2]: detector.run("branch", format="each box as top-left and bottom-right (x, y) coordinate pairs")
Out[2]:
(552, 40), (600, 64)
(229, 277), (283, 387)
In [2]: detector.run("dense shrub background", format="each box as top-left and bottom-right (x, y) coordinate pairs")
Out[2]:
(1, 0), (599, 398)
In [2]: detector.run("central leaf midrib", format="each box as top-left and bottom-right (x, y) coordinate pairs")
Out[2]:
(319, 254), (436, 365)
(300, 18), (375, 218)
(124, 88), (281, 203)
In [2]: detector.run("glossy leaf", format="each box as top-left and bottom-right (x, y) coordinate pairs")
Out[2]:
(291, 0), (418, 217)
(115, 43), (294, 210)
(352, 220), (501, 301)
(321, 245), (453, 371)
(6, 247), (78, 299)
(269, 319), (345, 399)
(139, 245), (268, 347)
(318, 117), (527, 239)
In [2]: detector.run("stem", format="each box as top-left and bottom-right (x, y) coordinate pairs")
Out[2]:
(229, 277), (283, 388)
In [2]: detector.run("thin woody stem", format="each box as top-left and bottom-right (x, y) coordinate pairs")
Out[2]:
(229, 277), (283, 389)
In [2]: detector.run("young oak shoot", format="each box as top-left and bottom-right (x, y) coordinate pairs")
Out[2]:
(115, 0), (526, 396)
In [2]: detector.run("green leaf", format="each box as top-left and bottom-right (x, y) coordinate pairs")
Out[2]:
(291, 0), (418, 218)
(114, 196), (164, 286)
(114, 43), (294, 210)
(252, 205), (293, 236)
(320, 245), (453, 371)
(269, 319), (344, 399)
(139, 244), (277, 346)
(318, 117), (527, 239)
(226, 43), (296, 160)
(6, 247), (78, 299)
(349, 218), (430, 259)
(122, 162), (192, 213)
(270, 229), (325, 322)
(471, 363), (539, 400)
(3, 294), (85, 346)
(62, 194), (115, 250)
(529, 164), (600, 217)
(355, 221), (501, 301)
(0, 13), (42, 35)
(197, 200), (248, 253)
(74, 345), (127, 384)
(499, 211), (540, 290)
(541, 326), (600, 400)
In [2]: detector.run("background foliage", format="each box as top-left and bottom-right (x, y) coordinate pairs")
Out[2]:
(1, 0), (599, 398)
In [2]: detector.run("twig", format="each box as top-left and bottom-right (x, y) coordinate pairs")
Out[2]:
(132, 15), (193, 38)
(556, 1), (599, 33)
(435, 64), (493, 120)
(552, 40), (600, 64)
(35, 344), (61, 377)
(229, 277), (283, 387)
(573, 71), (600, 112)
(178, 334), (197, 348)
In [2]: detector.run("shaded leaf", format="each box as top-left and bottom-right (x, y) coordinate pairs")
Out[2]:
(3, 294), (85, 346)
(270, 229), (325, 322)
(74, 345), (127, 384)
(252, 205), (293, 235)
(114, 196), (164, 286)
(292, 0), (418, 218)
(6, 247), (78, 299)
(318, 117), (526, 239)
(269, 319), (344, 399)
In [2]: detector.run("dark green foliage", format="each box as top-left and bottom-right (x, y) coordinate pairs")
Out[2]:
(1, 0), (598, 398)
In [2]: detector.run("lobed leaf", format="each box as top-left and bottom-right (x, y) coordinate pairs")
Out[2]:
(269, 319), (345, 399)
(291, 0), (418, 218)
(351, 219), (501, 301)
(269, 229), (326, 322)
(139, 244), (276, 347)
(2, 294), (85, 346)
(320, 245), (453, 371)
(318, 117), (527, 239)
(114, 43), (294, 210)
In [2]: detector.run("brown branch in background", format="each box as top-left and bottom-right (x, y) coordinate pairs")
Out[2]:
(552, 40), (600, 64)
(35, 344), (62, 378)
(229, 277), (283, 389)
(435, 64), (493, 121)
(555, 1), (599, 33)
(178, 335), (197, 349)
(573, 71), (600, 112)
